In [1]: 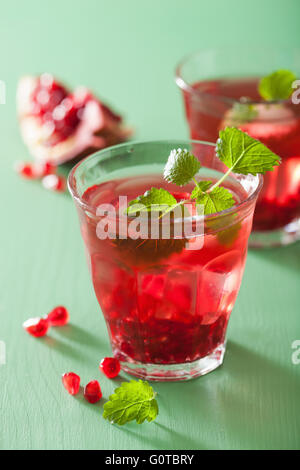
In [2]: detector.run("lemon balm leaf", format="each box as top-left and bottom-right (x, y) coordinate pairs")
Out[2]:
(191, 181), (213, 199)
(127, 187), (177, 215)
(103, 380), (159, 425)
(164, 148), (201, 186)
(126, 128), (280, 219)
(195, 186), (235, 215)
(216, 127), (280, 175)
(258, 69), (297, 101)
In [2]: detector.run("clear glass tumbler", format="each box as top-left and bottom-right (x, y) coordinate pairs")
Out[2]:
(175, 48), (300, 247)
(68, 140), (262, 381)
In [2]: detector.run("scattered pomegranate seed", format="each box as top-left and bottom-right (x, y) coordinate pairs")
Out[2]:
(47, 306), (70, 327)
(62, 372), (81, 395)
(42, 174), (66, 192)
(15, 161), (37, 179)
(100, 357), (121, 378)
(23, 317), (49, 337)
(84, 380), (102, 404)
(36, 161), (57, 177)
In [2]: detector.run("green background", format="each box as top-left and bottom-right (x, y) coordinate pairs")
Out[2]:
(1, 0), (300, 450)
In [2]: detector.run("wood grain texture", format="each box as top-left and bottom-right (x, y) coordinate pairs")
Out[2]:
(0, 0), (300, 450)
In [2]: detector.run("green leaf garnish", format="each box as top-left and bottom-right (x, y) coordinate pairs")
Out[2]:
(164, 148), (201, 186)
(113, 237), (187, 266)
(127, 187), (177, 215)
(194, 186), (235, 215)
(126, 127), (280, 225)
(191, 180), (213, 199)
(258, 69), (297, 101)
(216, 127), (280, 176)
(103, 380), (158, 425)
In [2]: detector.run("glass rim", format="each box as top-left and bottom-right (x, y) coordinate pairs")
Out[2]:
(175, 47), (297, 106)
(68, 139), (263, 220)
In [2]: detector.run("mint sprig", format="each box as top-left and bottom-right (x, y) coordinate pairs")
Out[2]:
(126, 127), (280, 218)
(258, 69), (297, 101)
(194, 186), (236, 215)
(164, 148), (201, 186)
(103, 380), (158, 425)
(191, 181), (235, 215)
(216, 127), (280, 176)
(127, 187), (177, 215)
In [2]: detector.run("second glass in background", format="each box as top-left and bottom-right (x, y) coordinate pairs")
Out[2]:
(176, 48), (300, 247)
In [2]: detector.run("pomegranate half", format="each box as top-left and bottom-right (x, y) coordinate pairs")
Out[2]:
(17, 73), (131, 164)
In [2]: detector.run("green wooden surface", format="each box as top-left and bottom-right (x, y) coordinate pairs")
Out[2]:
(1, 0), (300, 450)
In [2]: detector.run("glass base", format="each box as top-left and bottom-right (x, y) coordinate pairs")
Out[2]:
(118, 343), (226, 382)
(249, 217), (300, 248)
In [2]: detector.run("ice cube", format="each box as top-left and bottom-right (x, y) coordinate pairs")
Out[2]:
(221, 103), (299, 141)
(197, 250), (242, 324)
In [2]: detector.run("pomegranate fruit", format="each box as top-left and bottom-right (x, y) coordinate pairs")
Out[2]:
(17, 73), (131, 165)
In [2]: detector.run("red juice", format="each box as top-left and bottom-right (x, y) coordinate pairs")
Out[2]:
(80, 174), (252, 369)
(182, 78), (300, 233)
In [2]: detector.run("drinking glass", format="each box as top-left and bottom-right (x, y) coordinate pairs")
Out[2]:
(68, 140), (262, 381)
(175, 48), (300, 247)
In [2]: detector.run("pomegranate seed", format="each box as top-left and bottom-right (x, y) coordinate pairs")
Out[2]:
(23, 317), (49, 337)
(42, 174), (66, 192)
(35, 161), (57, 177)
(47, 306), (70, 327)
(32, 76), (67, 116)
(15, 161), (37, 179)
(62, 372), (80, 395)
(84, 380), (102, 404)
(100, 357), (121, 378)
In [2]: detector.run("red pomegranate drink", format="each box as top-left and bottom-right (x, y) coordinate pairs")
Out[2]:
(176, 49), (300, 247)
(68, 136), (274, 380)
(83, 175), (249, 368)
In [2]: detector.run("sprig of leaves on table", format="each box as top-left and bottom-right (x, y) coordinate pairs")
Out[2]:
(126, 127), (280, 217)
(103, 380), (158, 425)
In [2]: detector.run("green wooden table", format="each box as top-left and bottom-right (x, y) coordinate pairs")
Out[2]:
(1, 0), (299, 450)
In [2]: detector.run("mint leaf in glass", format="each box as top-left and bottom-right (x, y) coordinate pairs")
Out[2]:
(103, 380), (158, 425)
(216, 127), (280, 176)
(113, 237), (187, 265)
(126, 127), (280, 219)
(258, 69), (297, 101)
(191, 180), (213, 199)
(164, 148), (201, 186)
(195, 186), (235, 215)
(127, 187), (177, 215)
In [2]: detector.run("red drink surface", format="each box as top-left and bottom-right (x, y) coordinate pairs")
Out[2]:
(183, 78), (300, 231)
(81, 174), (252, 365)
